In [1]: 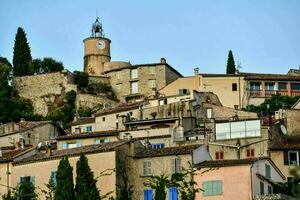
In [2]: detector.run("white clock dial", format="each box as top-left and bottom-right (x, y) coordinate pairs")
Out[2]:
(96, 40), (105, 49)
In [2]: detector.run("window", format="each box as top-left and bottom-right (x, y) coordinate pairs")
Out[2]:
(131, 69), (138, 79)
(104, 138), (110, 143)
(288, 151), (299, 165)
(278, 82), (287, 90)
(95, 139), (100, 144)
(86, 126), (92, 133)
(249, 82), (261, 91)
(232, 83), (237, 91)
(144, 189), (153, 200)
(202, 180), (223, 196)
(260, 181), (264, 195)
(246, 149), (255, 158)
(62, 143), (68, 149)
(143, 160), (152, 176)
(206, 108), (212, 119)
(116, 122), (119, 129)
(148, 79), (156, 88)
(130, 82), (139, 94)
(51, 171), (57, 185)
(215, 151), (224, 160)
(116, 84), (122, 92)
(179, 89), (189, 95)
(75, 127), (81, 134)
(116, 114), (119, 119)
(149, 66), (156, 74)
(169, 187), (178, 200)
(63, 142), (81, 149)
(268, 185), (272, 194)
(152, 143), (164, 149)
(291, 83), (300, 90)
(234, 105), (239, 110)
(265, 164), (271, 178)
(265, 82), (275, 91)
(172, 158), (181, 174)
(102, 117), (105, 122)
(159, 99), (167, 105)
(20, 176), (35, 186)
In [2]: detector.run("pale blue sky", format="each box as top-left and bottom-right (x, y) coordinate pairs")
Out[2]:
(0, 0), (299, 76)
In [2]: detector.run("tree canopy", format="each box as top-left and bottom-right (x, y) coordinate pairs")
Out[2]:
(13, 27), (32, 77)
(226, 50), (236, 74)
(29, 57), (64, 75)
(75, 155), (100, 200)
(55, 157), (75, 200)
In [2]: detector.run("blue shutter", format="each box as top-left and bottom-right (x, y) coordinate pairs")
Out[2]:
(169, 187), (178, 200)
(30, 176), (35, 186)
(51, 171), (57, 185)
(62, 143), (67, 149)
(144, 189), (152, 200)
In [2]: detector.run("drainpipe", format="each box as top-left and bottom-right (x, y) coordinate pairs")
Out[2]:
(250, 163), (254, 200)
(238, 76), (241, 108)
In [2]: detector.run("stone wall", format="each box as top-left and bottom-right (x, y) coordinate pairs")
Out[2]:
(76, 93), (118, 111)
(14, 71), (77, 116)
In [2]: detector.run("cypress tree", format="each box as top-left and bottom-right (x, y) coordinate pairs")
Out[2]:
(226, 50), (236, 74)
(18, 178), (37, 200)
(13, 27), (32, 76)
(55, 157), (75, 200)
(75, 155), (100, 200)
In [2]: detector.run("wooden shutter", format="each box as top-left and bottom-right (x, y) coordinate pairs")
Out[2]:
(220, 152), (224, 159)
(147, 161), (151, 175)
(283, 150), (289, 165)
(215, 152), (219, 160)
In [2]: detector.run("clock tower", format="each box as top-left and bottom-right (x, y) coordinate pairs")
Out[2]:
(83, 17), (111, 76)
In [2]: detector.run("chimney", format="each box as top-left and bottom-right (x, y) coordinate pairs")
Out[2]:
(15, 141), (21, 150)
(45, 145), (52, 156)
(194, 67), (199, 75)
(160, 58), (166, 64)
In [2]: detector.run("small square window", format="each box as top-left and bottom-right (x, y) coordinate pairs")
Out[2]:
(246, 149), (255, 157)
(232, 83), (237, 91)
(215, 151), (224, 160)
(288, 151), (299, 165)
(102, 117), (105, 122)
(75, 127), (81, 134)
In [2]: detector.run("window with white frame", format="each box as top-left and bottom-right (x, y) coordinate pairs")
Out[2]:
(130, 81), (138, 94)
(131, 69), (138, 79)
(143, 160), (152, 176)
(288, 151), (299, 165)
(172, 158), (181, 174)
(86, 126), (92, 133)
(148, 79), (156, 88)
(265, 82), (275, 91)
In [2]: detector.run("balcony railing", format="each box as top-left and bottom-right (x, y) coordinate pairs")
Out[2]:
(249, 89), (300, 97)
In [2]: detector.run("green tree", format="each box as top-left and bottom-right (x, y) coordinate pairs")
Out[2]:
(41, 177), (56, 200)
(29, 58), (64, 75)
(17, 178), (37, 200)
(13, 27), (32, 77)
(275, 166), (300, 198)
(0, 57), (12, 97)
(55, 157), (75, 200)
(75, 155), (100, 200)
(2, 190), (16, 200)
(78, 106), (93, 118)
(226, 50), (236, 74)
(146, 174), (170, 200)
(73, 71), (89, 87)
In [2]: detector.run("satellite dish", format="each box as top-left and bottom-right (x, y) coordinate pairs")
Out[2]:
(280, 125), (287, 135)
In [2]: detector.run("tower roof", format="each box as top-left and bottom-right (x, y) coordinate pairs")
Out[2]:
(91, 17), (104, 37)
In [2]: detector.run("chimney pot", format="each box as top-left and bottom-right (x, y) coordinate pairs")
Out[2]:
(160, 58), (166, 64)
(194, 67), (200, 75)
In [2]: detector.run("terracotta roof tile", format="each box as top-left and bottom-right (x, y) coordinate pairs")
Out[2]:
(71, 117), (95, 126)
(240, 72), (300, 81)
(195, 157), (268, 168)
(95, 101), (145, 116)
(13, 140), (129, 165)
(56, 130), (119, 140)
(17, 121), (50, 130)
(0, 146), (33, 163)
(134, 144), (200, 158)
(270, 135), (300, 150)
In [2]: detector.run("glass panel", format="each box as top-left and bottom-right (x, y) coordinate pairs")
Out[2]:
(278, 82), (287, 90)
(291, 83), (300, 90)
(265, 164), (271, 178)
(265, 82), (275, 91)
(130, 82), (138, 94)
(289, 151), (298, 165)
(131, 69), (138, 79)
(250, 82), (261, 91)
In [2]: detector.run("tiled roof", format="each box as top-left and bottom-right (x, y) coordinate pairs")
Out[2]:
(132, 134), (171, 141)
(195, 157), (269, 168)
(17, 121), (50, 130)
(134, 144), (200, 158)
(71, 117), (95, 126)
(269, 135), (300, 150)
(56, 130), (119, 140)
(0, 146), (33, 163)
(13, 140), (129, 165)
(240, 72), (300, 81)
(95, 101), (145, 116)
(124, 117), (179, 125)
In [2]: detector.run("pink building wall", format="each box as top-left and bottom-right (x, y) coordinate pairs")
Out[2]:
(195, 165), (252, 200)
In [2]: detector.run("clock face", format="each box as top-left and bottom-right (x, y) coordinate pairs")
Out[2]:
(96, 40), (105, 49)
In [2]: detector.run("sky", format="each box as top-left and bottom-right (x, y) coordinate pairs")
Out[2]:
(0, 0), (300, 76)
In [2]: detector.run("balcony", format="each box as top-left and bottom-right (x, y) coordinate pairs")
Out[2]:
(249, 89), (300, 97)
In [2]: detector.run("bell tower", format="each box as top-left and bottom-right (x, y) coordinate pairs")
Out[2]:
(83, 17), (111, 76)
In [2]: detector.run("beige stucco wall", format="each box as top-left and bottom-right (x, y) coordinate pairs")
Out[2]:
(195, 165), (252, 200)
(202, 76), (246, 109)
(160, 75), (201, 96)
(0, 162), (11, 197)
(11, 151), (116, 200)
(14, 71), (77, 116)
(71, 122), (95, 134)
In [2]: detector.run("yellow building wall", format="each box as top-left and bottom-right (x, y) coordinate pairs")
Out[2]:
(11, 152), (116, 199)
(270, 150), (294, 178)
(0, 162), (12, 197)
